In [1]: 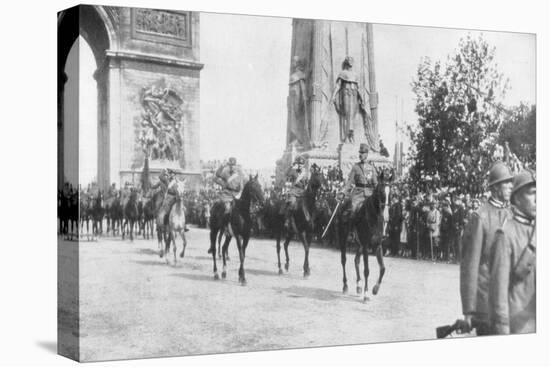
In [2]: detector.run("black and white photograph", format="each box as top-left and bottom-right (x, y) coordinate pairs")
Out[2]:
(54, 3), (539, 362)
(2, 1), (544, 366)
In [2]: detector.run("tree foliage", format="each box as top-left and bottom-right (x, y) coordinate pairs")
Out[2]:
(408, 34), (512, 195)
(498, 104), (536, 164)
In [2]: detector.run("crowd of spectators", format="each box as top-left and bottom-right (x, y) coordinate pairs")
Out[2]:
(59, 161), (518, 265)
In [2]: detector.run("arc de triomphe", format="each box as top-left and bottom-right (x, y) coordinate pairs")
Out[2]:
(58, 5), (203, 190)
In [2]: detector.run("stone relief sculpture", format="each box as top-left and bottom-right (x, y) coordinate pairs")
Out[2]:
(287, 56), (310, 148)
(137, 84), (185, 161)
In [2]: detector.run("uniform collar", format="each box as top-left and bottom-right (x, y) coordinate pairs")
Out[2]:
(488, 196), (507, 209)
(512, 206), (535, 225)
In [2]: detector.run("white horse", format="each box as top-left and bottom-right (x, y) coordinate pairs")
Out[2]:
(165, 179), (188, 265)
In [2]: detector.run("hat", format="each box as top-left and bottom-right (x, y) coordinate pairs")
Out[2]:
(487, 161), (513, 187)
(294, 156), (305, 165)
(228, 157), (237, 166)
(359, 143), (369, 154)
(511, 169), (536, 197)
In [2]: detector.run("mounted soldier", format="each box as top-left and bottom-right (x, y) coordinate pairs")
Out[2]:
(282, 156), (310, 231)
(153, 168), (187, 231)
(460, 161), (513, 335)
(342, 143), (378, 223)
(213, 157), (244, 221)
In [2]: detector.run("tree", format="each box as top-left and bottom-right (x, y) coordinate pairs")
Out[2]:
(408, 34), (510, 195)
(498, 104), (536, 165)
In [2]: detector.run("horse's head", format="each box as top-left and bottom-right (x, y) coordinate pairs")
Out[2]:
(174, 179), (187, 201)
(245, 174), (264, 204)
(308, 164), (329, 194)
(374, 167), (395, 233)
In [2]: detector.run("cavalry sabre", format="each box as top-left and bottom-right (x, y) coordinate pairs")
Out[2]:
(321, 200), (342, 239)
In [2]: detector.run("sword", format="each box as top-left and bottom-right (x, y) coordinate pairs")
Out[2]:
(322, 200), (342, 239)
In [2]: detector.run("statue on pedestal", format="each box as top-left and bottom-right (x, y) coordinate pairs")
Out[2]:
(331, 56), (370, 145)
(287, 56), (309, 148)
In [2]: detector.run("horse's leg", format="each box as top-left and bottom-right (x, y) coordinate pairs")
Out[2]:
(298, 230), (310, 278)
(172, 230), (177, 265)
(358, 227), (371, 302)
(221, 235), (231, 279)
(210, 228), (219, 279)
(236, 235), (246, 286)
(373, 244), (386, 295)
(340, 224), (349, 294)
(164, 230), (171, 265)
(283, 234), (291, 272)
(130, 220), (134, 242)
(354, 247), (362, 295)
(353, 226), (363, 295)
(157, 224), (164, 258)
(217, 230), (223, 259)
(276, 230), (283, 275)
(180, 230), (187, 259)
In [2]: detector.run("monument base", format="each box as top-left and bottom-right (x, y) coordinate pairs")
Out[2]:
(275, 142), (391, 187)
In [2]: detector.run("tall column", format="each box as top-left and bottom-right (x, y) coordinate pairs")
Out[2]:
(309, 20), (324, 146)
(94, 60), (110, 191)
(366, 23), (379, 140)
(58, 71), (67, 189)
(106, 56), (122, 188)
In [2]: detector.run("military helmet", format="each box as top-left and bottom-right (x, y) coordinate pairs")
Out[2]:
(487, 161), (513, 187)
(228, 157), (237, 166)
(294, 156), (305, 165)
(359, 143), (369, 154)
(511, 169), (536, 197)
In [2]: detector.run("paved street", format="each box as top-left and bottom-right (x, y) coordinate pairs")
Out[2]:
(60, 228), (464, 362)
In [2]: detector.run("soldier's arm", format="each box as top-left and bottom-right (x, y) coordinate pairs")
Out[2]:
(489, 230), (511, 334)
(343, 166), (356, 193)
(460, 212), (484, 316)
(213, 166), (226, 187)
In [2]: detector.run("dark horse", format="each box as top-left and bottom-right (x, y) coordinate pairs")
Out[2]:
(274, 166), (328, 277)
(209, 175), (264, 285)
(122, 188), (139, 241)
(91, 191), (105, 238)
(336, 168), (392, 302)
(108, 193), (123, 236)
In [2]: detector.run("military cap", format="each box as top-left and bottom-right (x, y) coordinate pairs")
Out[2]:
(359, 143), (369, 154)
(487, 161), (513, 187)
(228, 157), (237, 166)
(294, 156), (305, 165)
(512, 169), (536, 197)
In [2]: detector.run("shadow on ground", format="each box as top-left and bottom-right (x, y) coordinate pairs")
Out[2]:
(36, 340), (57, 354)
(273, 285), (349, 302)
(135, 248), (160, 256)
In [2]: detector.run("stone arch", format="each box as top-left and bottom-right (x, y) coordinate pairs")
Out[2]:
(57, 5), (117, 190)
(59, 5), (203, 191)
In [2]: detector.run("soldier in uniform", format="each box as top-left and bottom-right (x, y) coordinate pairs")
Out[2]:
(282, 156), (310, 230)
(460, 161), (513, 335)
(153, 168), (185, 230)
(213, 157), (244, 219)
(342, 143), (378, 224)
(489, 170), (536, 335)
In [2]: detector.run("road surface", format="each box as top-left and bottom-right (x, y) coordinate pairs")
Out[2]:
(59, 228), (464, 362)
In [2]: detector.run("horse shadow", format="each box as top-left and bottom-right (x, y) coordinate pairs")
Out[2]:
(244, 268), (282, 277)
(273, 285), (353, 303)
(134, 248), (160, 256)
(132, 260), (170, 267)
(170, 272), (238, 284)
